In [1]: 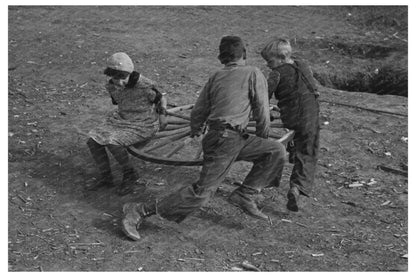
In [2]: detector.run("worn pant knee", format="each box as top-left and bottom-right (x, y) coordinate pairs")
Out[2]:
(269, 141), (287, 164)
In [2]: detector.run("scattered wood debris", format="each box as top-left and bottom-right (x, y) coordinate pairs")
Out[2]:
(295, 222), (308, 228)
(177, 257), (205, 262)
(367, 178), (377, 186)
(241, 260), (260, 271)
(341, 201), (357, 207)
(348, 182), (364, 188)
(380, 200), (391, 206)
(377, 165), (407, 177)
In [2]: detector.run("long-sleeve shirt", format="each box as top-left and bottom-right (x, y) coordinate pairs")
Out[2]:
(190, 61), (270, 138)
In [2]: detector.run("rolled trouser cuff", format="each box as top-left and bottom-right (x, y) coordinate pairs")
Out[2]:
(236, 184), (260, 195)
(290, 183), (310, 197)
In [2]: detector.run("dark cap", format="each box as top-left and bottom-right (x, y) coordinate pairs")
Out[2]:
(218, 36), (246, 64)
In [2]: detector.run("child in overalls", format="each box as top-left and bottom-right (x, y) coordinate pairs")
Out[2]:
(261, 39), (320, 212)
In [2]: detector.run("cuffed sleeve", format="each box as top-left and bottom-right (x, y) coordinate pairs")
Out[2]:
(249, 69), (270, 138)
(267, 70), (280, 99)
(190, 80), (211, 136)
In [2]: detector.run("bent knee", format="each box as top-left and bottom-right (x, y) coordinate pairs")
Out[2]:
(87, 137), (103, 149)
(269, 142), (287, 161)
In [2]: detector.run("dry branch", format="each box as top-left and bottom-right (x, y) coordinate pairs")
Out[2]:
(166, 111), (191, 121)
(69, 242), (105, 246)
(377, 165), (407, 177)
(163, 124), (189, 131)
(167, 104), (194, 113)
(167, 117), (189, 124)
(319, 99), (407, 117)
(153, 126), (190, 139)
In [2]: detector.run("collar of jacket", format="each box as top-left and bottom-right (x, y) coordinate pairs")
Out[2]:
(224, 60), (246, 67)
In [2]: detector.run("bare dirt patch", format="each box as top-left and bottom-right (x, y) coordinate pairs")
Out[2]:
(8, 6), (408, 271)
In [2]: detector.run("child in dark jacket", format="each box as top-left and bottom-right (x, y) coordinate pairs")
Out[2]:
(261, 38), (320, 212)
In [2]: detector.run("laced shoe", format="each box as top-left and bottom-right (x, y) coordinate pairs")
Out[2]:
(228, 191), (269, 220)
(286, 187), (300, 212)
(121, 202), (146, 241)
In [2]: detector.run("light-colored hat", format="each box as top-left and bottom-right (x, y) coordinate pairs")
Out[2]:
(107, 52), (134, 73)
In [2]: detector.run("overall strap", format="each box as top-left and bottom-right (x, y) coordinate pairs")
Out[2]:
(287, 62), (318, 95)
(125, 71), (141, 88)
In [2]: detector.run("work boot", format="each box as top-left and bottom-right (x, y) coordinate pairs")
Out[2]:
(287, 186), (300, 212)
(286, 140), (296, 164)
(122, 202), (146, 241)
(117, 168), (140, 196)
(228, 190), (269, 220)
(85, 173), (114, 191)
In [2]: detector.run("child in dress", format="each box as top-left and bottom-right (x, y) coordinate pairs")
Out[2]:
(86, 52), (168, 195)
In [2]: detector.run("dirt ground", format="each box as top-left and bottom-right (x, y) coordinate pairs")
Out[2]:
(7, 6), (408, 271)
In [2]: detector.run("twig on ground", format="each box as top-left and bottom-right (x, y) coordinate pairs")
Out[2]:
(341, 200), (357, 207)
(124, 250), (142, 254)
(377, 165), (407, 177)
(319, 99), (407, 117)
(69, 242), (105, 247)
(241, 260), (261, 271)
(294, 222), (308, 228)
(178, 257), (205, 262)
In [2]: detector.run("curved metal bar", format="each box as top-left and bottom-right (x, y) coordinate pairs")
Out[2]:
(128, 130), (295, 166)
(127, 104), (295, 166)
(127, 146), (203, 166)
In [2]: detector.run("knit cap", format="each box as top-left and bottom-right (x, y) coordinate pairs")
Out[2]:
(107, 52), (134, 73)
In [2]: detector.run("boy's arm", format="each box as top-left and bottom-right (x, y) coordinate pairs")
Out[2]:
(139, 75), (169, 131)
(305, 65), (320, 96)
(105, 82), (119, 105)
(249, 68), (270, 138)
(190, 79), (211, 137)
(158, 95), (168, 131)
(267, 70), (280, 99)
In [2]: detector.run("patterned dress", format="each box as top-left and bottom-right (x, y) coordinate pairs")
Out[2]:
(88, 74), (161, 146)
